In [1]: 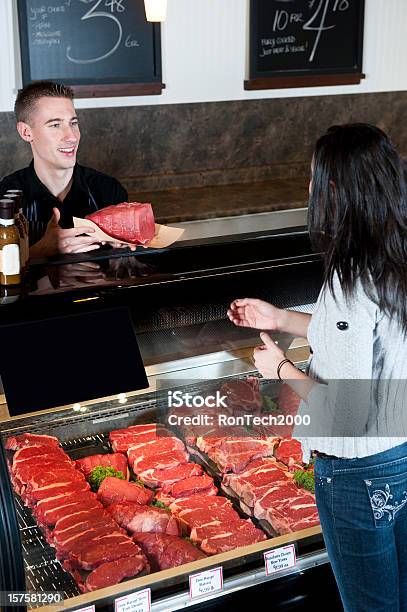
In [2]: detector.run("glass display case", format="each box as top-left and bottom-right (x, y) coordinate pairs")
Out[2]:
(0, 209), (331, 611)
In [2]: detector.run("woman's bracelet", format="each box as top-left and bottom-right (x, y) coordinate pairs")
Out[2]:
(277, 358), (294, 381)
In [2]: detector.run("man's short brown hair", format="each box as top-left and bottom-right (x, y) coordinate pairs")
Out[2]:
(15, 81), (74, 124)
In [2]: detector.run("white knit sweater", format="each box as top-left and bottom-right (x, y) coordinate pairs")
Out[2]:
(294, 273), (407, 462)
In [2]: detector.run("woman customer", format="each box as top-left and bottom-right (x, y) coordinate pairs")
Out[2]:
(228, 123), (407, 612)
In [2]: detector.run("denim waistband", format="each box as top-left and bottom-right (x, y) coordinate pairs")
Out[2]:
(314, 441), (407, 477)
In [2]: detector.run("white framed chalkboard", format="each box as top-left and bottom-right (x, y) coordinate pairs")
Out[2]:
(246, 0), (365, 90)
(17, 0), (164, 97)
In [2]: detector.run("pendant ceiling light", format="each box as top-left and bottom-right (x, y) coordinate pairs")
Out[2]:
(144, 0), (167, 22)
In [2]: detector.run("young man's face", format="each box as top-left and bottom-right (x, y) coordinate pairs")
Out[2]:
(18, 96), (80, 171)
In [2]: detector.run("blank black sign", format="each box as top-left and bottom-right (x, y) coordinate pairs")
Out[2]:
(250, 0), (365, 78)
(0, 307), (148, 416)
(18, 0), (162, 85)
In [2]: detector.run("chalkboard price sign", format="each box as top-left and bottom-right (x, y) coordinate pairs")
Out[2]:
(18, 0), (164, 97)
(246, 0), (365, 90)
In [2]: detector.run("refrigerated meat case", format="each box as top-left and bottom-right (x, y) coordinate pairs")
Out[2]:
(0, 209), (333, 611)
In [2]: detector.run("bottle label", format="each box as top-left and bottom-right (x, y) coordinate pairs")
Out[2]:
(2, 244), (20, 275)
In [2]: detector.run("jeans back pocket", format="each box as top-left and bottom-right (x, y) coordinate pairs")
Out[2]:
(364, 471), (407, 528)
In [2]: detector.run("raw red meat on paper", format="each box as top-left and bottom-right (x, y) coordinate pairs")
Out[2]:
(132, 533), (206, 571)
(6, 433), (60, 450)
(137, 462), (203, 489)
(107, 503), (181, 536)
(75, 453), (129, 480)
(97, 477), (154, 506)
(84, 555), (149, 592)
(86, 202), (155, 245)
(220, 378), (262, 416)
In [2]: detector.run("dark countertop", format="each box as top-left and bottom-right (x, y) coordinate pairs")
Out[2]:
(129, 177), (309, 224)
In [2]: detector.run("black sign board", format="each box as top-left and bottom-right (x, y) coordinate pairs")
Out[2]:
(17, 0), (164, 97)
(0, 307), (148, 416)
(246, 0), (365, 90)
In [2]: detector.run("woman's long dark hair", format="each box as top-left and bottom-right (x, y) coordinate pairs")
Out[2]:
(309, 123), (407, 331)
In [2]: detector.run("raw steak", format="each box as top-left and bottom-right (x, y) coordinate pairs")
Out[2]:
(55, 524), (125, 558)
(26, 480), (91, 505)
(53, 509), (113, 536)
(198, 521), (266, 554)
(180, 507), (242, 530)
(208, 447), (274, 474)
(13, 458), (75, 483)
(26, 468), (85, 490)
(107, 503), (181, 536)
(219, 378), (262, 415)
(156, 485), (218, 506)
(132, 533), (206, 571)
(223, 458), (290, 506)
(169, 495), (232, 514)
(85, 554), (149, 592)
(12, 444), (68, 467)
(274, 438), (303, 469)
(97, 477), (154, 506)
(76, 453), (129, 479)
(137, 462), (203, 488)
(127, 437), (185, 462)
(34, 492), (101, 526)
(196, 427), (249, 453)
(160, 474), (216, 499)
(130, 450), (189, 474)
(67, 533), (141, 570)
(6, 433), (60, 450)
(86, 202), (155, 245)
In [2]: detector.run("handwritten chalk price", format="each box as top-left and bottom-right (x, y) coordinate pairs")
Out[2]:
(264, 544), (296, 576)
(189, 567), (223, 600)
(115, 588), (151, 612)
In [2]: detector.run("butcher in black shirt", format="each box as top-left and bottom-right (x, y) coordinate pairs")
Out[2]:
(0, 81), (129, 258)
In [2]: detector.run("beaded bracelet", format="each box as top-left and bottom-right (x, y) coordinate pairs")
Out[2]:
(277, 358), (294, 381)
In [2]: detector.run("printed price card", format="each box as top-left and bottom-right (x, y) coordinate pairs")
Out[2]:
(115, 589), (151, 612)
(189, 567), (223, 599)
(264, 544), (296, 576)
(75, 607), (95, 612)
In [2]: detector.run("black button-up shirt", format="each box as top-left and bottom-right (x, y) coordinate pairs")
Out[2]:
(0, 162), (128, 245)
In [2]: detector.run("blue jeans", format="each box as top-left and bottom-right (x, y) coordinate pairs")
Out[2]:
(314, 442), (407, 612)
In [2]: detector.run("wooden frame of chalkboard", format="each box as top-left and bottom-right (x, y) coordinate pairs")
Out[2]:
(17, 0), (164, 98)
(245, 0), (365, 90)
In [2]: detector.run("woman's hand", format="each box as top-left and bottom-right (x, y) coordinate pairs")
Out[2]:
(253, 332), (286, 379)
(227, 298), (284, 331)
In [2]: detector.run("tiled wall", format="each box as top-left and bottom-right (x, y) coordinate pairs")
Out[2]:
(1, 91), (406, 195)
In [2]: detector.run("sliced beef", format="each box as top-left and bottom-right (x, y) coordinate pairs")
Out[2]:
(34, 492), (101, 526)
(67, 533), (141, 570)
(12, 444), (68, 466)
(26, 468), (85, 490)
(85, 554), (149, 592)
(107, 503), (181, 536)
(5, 433), (60, 450)
(138, 462), (203, 488)
(274, 438), (303, 469)
(220, 379), (262, 416)
(132, 533), (206, 571)
(127, 437), (185, 465)
(160, 474), (216, 499)
(53, 509), (113, 536)
(13, 458), (75, 484)
(86, 202), (155, 245)
(76, 453), (129, 480)
(26, 480), (91, 505)
(198, 521), (266, 554)
(169, 495), (232, 514)
(130, 450), (189, 474)
(97, 477), (154, 507)
(55, 524), (125, 558)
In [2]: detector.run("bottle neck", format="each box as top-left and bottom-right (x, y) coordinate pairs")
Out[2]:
(0, 218), (15, 227)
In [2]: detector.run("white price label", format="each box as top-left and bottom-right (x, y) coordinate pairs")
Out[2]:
(189, 567), (223, 600)
(115, 588), (151, 612)
(75, 607), (95, 612)
(264, 544), (296, 576)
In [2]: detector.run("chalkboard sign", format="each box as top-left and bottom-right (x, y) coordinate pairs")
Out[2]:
(246, 0), (365, 90)
(18, 0), (164, 97)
